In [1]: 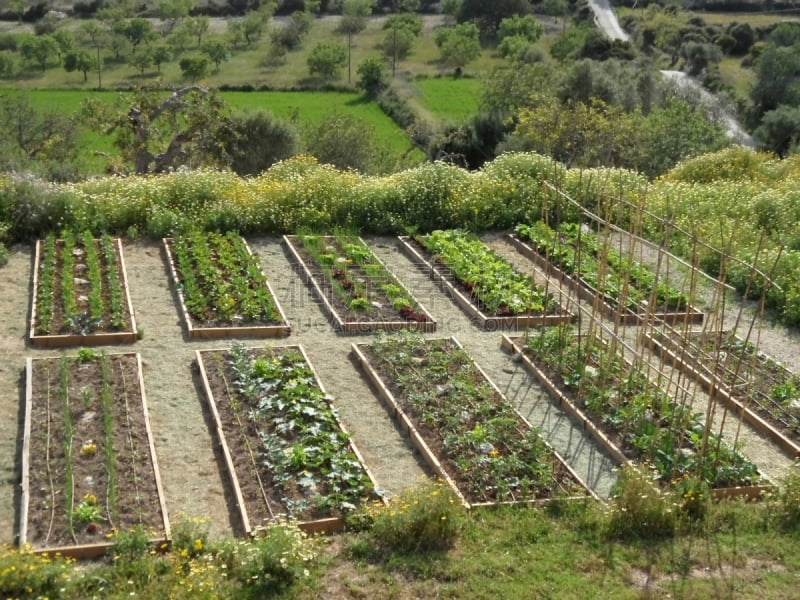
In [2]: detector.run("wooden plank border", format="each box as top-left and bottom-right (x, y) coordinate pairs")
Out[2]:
(644, 331), (800, 459)
(29, 238), (139, 347)
(397, 236), (576, 331)
(195, 345), (382, 536)
(162, 237), (291, 339)
(283, 235), (437, 334)
(501, 335), (772, 501)
(352, 337), (596, 509)
(19, 352), (171, 559)
(506, 233), (705, 327)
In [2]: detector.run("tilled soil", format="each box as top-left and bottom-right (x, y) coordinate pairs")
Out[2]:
(1, 234), (797, 543)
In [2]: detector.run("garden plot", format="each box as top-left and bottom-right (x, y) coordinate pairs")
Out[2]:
(352, 333), (593, 507)
(284, 233), (436, 334)
(646, 329), (800, 458)
(30, 232), (138, 347)
(502, 328), (769, 498)
(196, 343), (380, 535)
(163, 232), (290, 339)
(510, 222), (704, 326)
(398, 230), (575, 330)
(20, 351), (170, 558)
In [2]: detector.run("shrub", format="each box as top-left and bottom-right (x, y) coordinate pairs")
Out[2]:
(778, 460), (800, 530)
(0, 544), (75, 598)
(606, 464), (676, 540)
(215, 518), (316, 592)
(358, 479), (466, 554)
(171, 515), (210, 559)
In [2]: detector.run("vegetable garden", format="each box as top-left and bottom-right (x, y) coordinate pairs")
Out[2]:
(163, 230), (290, 338)
(21, 350), (169, 558)
(30, 231), (137, 347)
(6, 149), (800, 577)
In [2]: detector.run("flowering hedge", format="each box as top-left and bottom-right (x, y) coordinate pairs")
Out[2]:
(2, 148), (800, 325)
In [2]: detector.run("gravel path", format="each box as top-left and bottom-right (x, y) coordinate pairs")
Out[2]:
(1, 233), (797, 544)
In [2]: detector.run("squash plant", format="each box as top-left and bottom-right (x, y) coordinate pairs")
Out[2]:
(227, 342), (375, 516)
(415, 229), (556, 316)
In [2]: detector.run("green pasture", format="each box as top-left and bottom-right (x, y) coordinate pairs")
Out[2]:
(412, 76), (482, 123)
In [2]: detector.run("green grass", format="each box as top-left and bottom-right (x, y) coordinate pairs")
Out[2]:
(6, 497), (800, 599)
(412, 76), (482, 123)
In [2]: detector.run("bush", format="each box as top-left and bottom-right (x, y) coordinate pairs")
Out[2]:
(357, 479), (466, 554)
(606, 464), (676, 540)
(215, 518), (316, 592)
(778, 460), (800, 530)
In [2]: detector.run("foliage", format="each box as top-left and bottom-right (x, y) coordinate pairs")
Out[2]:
(296, 231), (429, 321)
(366, 333), (580, 503)
(306, 41), (347, 79)
(523, 326), (762, 488)
(434, 23), (481, 70)
(606, 464), (676, 540)
(777, 460), (800, 530)
(354, 479), (466, 554)
(356, 57), (388, 98)
(457, 0), (533, 39)
(417, 229), (556, 314)
(82, 86), (230, 175)
(302, 112), (383, 173)
(221, 110), (300, 176)
(170, 230), (281, 324)
(0, 93), (81, 181)
(228, 342), (376, 517)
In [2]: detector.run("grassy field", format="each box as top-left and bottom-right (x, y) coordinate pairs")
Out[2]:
(411, 76), (482, 123)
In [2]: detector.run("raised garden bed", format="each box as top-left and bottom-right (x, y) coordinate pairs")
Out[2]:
(509, 222), (704, 326)
(398, 231), (575, 331)
(284, 233), (436, 334)
(645, 329), (800, 458)
(352, 333), (593, 507)
(30, 232), (138, 347)
(196, 343), (380, 535)
(20, 350), (170, 558)
(501, 329), (769, 499)
(163, 232), (290, 339)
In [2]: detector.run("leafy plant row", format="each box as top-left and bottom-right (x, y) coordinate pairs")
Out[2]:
(363, 333), (584, 504)
(514, 222), (689, 312)
(297, 231), (430, 321)
(34, 231), (127, 335)
(523, 326), (761, 489)
(416, 229), (556, 315)
(226, 343), (375, 519)
(170, 231), (280, 325)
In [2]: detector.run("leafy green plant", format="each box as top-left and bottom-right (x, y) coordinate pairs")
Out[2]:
(366, 332), (581, 503)
(606, 464), (676, 540)
(357, 479), (466, 554)
(73, 493), (103, 526)
(170, 231), (281, 325)
(296, 231), (429, 322)
(523, 327), (761, 488)
(228, 342), (375, 518)
(75, 347), (100, 364)
(417, 229), (556, 315)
